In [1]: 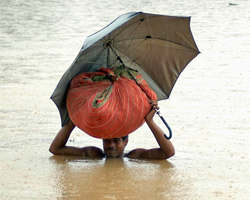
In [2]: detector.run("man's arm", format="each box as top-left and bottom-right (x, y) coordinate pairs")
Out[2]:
(49, 120), (104, 158)
(127, 100), (175, 160)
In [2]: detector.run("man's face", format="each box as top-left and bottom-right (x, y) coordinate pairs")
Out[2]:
(103, 138), (128, 158)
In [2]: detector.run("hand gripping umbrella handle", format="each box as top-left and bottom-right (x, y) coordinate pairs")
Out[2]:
(155, 109), (172, 140)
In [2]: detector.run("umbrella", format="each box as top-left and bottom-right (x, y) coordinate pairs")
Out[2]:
(51, 11), (200, 139)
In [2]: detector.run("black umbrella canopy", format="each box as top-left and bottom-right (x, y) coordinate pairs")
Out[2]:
(51, 12), (199, 126)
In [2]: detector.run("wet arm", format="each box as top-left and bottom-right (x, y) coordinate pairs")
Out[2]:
(49, 120), (103, 157)
(144, 116), (175, 159)
(128, 100), (175, 160)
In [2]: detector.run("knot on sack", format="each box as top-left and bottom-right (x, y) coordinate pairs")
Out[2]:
(108, 71), (118, 82)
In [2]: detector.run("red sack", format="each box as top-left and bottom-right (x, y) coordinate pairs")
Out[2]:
(66, 66), (157, 139)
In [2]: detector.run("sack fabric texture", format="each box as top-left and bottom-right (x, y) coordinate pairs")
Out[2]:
(66, 66), (157, 139)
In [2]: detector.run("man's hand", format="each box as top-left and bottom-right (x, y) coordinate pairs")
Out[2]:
(145, 100), (159, 122)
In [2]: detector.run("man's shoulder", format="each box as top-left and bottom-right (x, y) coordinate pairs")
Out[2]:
(125, 148), (147, 159)
(126, 147), (173, 160)
(82, 146), (105, 158)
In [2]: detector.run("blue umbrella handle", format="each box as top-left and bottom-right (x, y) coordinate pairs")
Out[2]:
(155, 109), (172, 140)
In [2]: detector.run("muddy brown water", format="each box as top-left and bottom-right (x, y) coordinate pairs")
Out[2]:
(1, 0), (250, 199)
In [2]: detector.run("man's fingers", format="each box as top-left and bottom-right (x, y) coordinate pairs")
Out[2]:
(149, 100), (159, 109)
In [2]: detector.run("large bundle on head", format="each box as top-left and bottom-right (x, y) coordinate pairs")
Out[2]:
(66, 66), (157, 139)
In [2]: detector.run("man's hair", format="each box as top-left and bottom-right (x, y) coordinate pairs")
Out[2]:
(122, 135), (128, 142)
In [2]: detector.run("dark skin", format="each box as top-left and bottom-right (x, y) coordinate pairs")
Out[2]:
(49, 100), (175, 159)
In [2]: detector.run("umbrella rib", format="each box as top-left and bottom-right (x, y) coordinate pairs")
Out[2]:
(115, 37), (199, 52)
(111, 18), (143, 42)
(81, 47), (120, 68)
(105, 19), (143, 56)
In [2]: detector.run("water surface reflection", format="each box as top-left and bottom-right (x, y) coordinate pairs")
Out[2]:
(50, 156), (191, 200)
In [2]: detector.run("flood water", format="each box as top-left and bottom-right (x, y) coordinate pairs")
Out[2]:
(1, 0), (250, 199)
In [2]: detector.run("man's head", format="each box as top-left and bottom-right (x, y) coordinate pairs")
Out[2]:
(102, 135), (128, 158)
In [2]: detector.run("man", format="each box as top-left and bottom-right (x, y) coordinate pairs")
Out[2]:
(49, 100), (175, 159)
